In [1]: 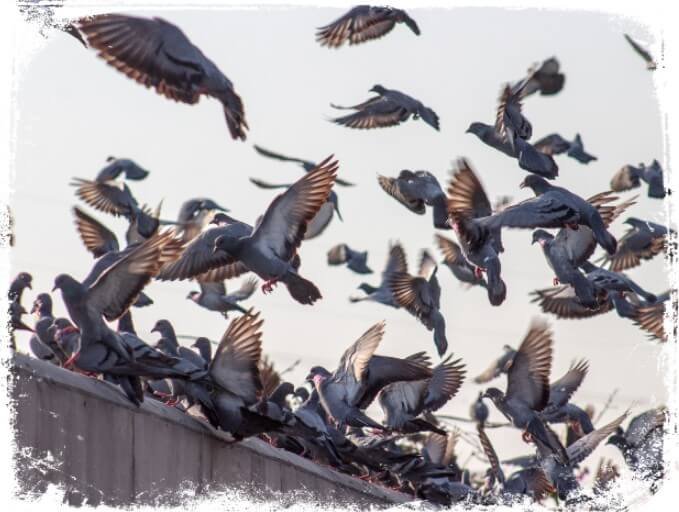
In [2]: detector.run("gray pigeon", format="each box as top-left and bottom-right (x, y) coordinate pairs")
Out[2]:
(96, 156), (149, 182)
(541, 360), (589, 420)
(388, 250), (449, 356)
(326, 243), (372, 274)
(434, 234), (486, 288)
(470, 392), (489, 427)
(9, 273), (34, 337)
(210, 157), (338, 304)
(484, 175), (619, 255)
(74, 14), (247, 139)
(624, 34), (657, 70)
(610, 160), (665, 198)
(518, 57), (565, 96)
(187, 278), (258, 317)
(331, 85), (439, 130)
(307, 321), (433, 430)
(350, 241), (407, 307)
(597, 217), (668, 271)
(377, 170), (448, 229)
(482, 320), (570, 465)
(316, 5), (419, 47)
(253, 145), (355, 186)
(378, 355), (466, 434)
(533, 133), (597, 164)
(580, 261), (657, 303)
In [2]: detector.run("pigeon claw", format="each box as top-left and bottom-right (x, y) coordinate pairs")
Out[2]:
(521, 431), (534, 444)
(553, 277), (560, 286)
(474, 266), (486, 279)
(261, 279), (279, 295)
(63, 351), (80, 369)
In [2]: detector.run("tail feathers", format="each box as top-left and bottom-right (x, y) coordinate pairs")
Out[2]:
(284, 273), (322, 305)
(433, 314), (448, 356)
(219, 88), (248, 141)
(572, 273), (598, 309)
(347, 409), (386, 430)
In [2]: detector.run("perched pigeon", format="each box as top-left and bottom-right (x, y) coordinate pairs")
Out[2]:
(95, 156), (149, 182)
(378, 170), (448, 229)
(253, 145), (354, 186)
(350, 241), (407, 307)
(624, 34), (657, 70)
(307, 321), (432, 430)
(519, 57), (566, 96)
(482, 320), (570, 465)
(473, 345), (517, 384)
(484, 175), (618, 255)
(8, 273), (34, 336)
(434, 234), (486, 288)
(74, 14), (248, 139)
(389, 250), (449, 356)
(316, 6), (419, 48)
(610, 160), (665, 198)
(187, 278), (258, 317)
(446, 159), (506, 306)
(379, 355), (466, 434)
(9, 272), (33, 302)
(331, 85), (439, 130)
(533, 133), (597, 164)
(249, 178), (342, 240)
(597, 217), (668, 271)
(327, 243), (372, 274)
(211, 157), (338, 304)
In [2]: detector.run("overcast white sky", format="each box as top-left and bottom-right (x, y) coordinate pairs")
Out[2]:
(6, 4), (669, 475)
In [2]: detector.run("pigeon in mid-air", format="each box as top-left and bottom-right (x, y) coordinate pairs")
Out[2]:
(434, 234), (486, 289)
(331, 85), (439, 130)
(327, 243), (372, 274)
(187, 278), (258, 317)
(73, 14), (248, 140)
(173, 198), (229, 244)
(473, 344), (517, 384)
(378, 170), (449, 229)
(350, 241), (407, 307)
(579, 261), (657, 303)
(610, 160), (665, 198)
(632, 292), (672, 342)
(597, 217), (668, 271)
(533, 133), (597, 164)
(316, 5), (420, 48)
(517, 57), (566, 96)
(623, 34), (657, 70)
(95, 156), (149, 182)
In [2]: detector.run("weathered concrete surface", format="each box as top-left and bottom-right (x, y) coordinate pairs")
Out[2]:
(10, 354), (411, 507)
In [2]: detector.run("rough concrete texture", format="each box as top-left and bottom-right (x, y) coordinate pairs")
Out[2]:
(10, 354), (411, 507)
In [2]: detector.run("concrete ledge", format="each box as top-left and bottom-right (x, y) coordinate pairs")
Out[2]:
(10, 354), (411, 507)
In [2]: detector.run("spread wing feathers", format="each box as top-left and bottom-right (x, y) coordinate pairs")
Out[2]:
(634, 302), (668, 342)
(338, 321), (386, 383)
(378, 175), (426, 214)
(194, 261), (250, 283)
(383, 242), (409, 278)
(77, 14), (203, 104)
(389, 272), (436, 318)
(423, 355), (466, 411)
(226, 277), (258, 301)
(495, 84), (530, 142)
(435, 234), (464, 264)
(506, 320), (553, 410)
(72, 206), (120, 257)
(485, 195), (576, 229)
(568, 412), (629, 466)
(88, 230), (180, 321)
(327, 243), (349, 265)
(530, 285), (613, 319)
(418, 250), (438, 279)
(446, 159), (492, 218)
(626, 407), (667, 446)
(71, 178), (137, 216)
(477, 425), (505, 484)
(548, 359), (589, 407)
(316, 8), (397, 48)
(533, 133), (571, 155)
(210, 309), (264, 403)
(252, 156), (338, 260)
(610, 165), (642, 192)
(258, 354), (281, 399)
(423, 430), (458, 466)
(333, 98), (409, 129)
(603, 235), (665, 272)
(624, 34), (656, 69)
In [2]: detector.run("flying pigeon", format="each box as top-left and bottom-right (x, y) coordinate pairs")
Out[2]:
(533, 133), (597, 164)
(327, 243), (372, 274)
(518, 57), (566, 96)
(187, 278), (258, 317)
(378, 170), (448, 229)
(434, 234), (487, 289)
(350, 241), (407, 307)
(95, 156), (149, 182)
(597, 218), (668, 271)
(624, 34), (657, 70)
(610, 160), (665, 199)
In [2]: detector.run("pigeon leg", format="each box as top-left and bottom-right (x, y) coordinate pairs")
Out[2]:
(521, 430), (534, 443)
(63, 351), (80, 369)
(261, 279), (279, 294)
(553, 277), (560, 286)
(474, 266), (486, 279)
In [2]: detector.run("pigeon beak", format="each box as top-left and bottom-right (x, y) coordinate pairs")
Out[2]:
(30, 302), (39, 315)
(51, 284), (58, 292)
(519, 180), (527, 189)
(27, 282), (32, 290)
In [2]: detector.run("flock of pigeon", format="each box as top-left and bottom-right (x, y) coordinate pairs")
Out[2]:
(7, 5), (671, 508)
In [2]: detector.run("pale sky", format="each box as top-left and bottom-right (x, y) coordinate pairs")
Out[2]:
(8, 5), (668, 475)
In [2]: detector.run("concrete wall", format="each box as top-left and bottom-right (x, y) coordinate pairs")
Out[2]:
(10, 354), (411, 507)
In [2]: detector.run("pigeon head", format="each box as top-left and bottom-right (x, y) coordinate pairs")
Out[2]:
(465, 122), (489, 136)
(294, 386), (310, 403)
(520, 175), (551, 194)
(210, 212), (234, 226)
(186, 291), (201, 302)
(213, 233), (243, 256)
(357, 283), (378, 295)
(15, 272), (33, 289)
(31, 293), (53, 316)
(531, 229), (554, 247)
(624, 217), (647, 229)
(52, 274), (82, 296)
(305, 366), (331, 382)
(199, 199), (229, 213)
(191, 337), (213, 360)
(151, 319), (175, 337)
(482, 387), (505, 404)
(370, 84), (387, 95)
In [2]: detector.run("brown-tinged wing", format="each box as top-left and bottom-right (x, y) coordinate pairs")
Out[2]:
(530, 285), (613, 319)
(446, 158), (492, 218)
(378, 174), (426, 214)
(506, 320), (553, 410)
(72, 206), (120, 257)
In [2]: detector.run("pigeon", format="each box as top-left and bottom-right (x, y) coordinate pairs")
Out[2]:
(9, 272), (33, 302)
(579, 261), (657, 303)
(350, 241), (407, 307)
(8, 273), (34, 337)
(446, 159), (507, 306)
(173, 198), (229, 244)
(434, 234), (486, 288)
(495, 82), (532, 150)
(633, 293), (673, 342)
(74, 14), (248, 140)
(484, 175), (619, 255)
(519, 57), (566, 96)
(389, 250), (449, 356)
(30, 317), (61, 365)
(377, 170), (449, 229)
(597, 217), (668, 271)
(473, 345), (517, 384)
(607, 407), (666, 483)
(379, 355), (466, 434)
(610, 160), (665, 198)
(624, 34), (657, 70)
(482, 320), (570, 465)
(187, 278), (258, 317)
(326, 244), (372, 274)
(95, 156), (149, 182)
(253, 145), (355, 187)
(211, 157), (338, 304)
(306, 321), (432, 429)
(331, 85), (439, 130)
(530, 284), (614, 320)
(470, 392), (489, 427)
(316, 6), (419, 48)
(533, 133), (597, 164)
(249, 178), (342, 239)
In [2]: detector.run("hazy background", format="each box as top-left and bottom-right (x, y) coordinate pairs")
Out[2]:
(8, 6), (668, 476)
